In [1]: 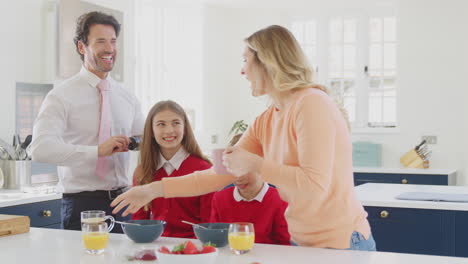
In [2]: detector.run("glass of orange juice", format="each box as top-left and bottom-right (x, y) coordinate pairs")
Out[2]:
(82, 221), (109, 255)
(228, 222), (255, 255)
(81, 211), (114, 255)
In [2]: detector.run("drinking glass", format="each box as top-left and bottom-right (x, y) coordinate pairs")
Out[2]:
(82, 221), (109, 255)
(228, 222), (255, 255)
(81, 211), (115, 255)
(81, 210), (115, 232)
(211, 148), (230, 175)
(118, 128), (130, 152)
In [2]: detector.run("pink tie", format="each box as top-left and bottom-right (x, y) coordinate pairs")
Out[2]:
(96, 79), (111, 179)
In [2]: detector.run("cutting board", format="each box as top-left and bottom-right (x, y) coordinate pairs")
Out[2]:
(0, 214), (30, 237)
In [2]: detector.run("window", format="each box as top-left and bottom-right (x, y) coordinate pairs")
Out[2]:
(328, 17), (358, 123)
(133, 2), (204, 129)
(291, 21), (318, 73)
(16, 82), (53, 139)
(368, 17), (397, 126)
(291, 15), (397, 129)
(16, 82), (57, 176)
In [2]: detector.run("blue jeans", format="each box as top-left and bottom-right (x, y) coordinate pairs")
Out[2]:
(347, 232), (376, 251)
(290, 232), (377, 251)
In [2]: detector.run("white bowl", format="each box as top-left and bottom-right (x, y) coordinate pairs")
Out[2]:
(155, 249), (218, 264)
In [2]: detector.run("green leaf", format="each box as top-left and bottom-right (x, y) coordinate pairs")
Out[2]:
(229, 120), (248, 136)
(203, 242), (217, 247)
(172, 243), (185, 252)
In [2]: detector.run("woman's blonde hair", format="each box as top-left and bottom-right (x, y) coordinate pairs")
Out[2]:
(245, 25), (327, 93)
(135, 100), (211, 186)
(245, 25), (350, 128)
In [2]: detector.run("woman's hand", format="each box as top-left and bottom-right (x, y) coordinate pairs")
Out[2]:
(223, 146), (263, 177)
(111, 182), (163, 216)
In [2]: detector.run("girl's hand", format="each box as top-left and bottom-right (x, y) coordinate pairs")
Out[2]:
(111, 182), (162, 216)
(222, 146), (263, 177)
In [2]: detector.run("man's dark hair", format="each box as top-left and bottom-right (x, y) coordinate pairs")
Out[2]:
(73, 11), (121, 61)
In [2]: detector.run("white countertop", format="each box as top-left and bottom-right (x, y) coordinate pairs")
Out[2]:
(354, 167), (457, 175)
(356, 183), (468, 211)
(1, 228), (468, 264)
(0, 167), (457, 208)
(0, 189), (61, 208)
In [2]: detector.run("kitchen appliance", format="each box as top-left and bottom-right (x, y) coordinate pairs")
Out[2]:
(0, 160), (32, 189)
(128, 136), (141, 150)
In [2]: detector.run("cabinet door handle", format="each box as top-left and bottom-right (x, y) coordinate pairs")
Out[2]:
(380, 210), (389, 218)
(42, 210), (52, 217)
(401, 179), (408, 184)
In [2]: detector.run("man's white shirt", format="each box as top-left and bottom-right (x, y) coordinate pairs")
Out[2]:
(31, 67), (145, 193)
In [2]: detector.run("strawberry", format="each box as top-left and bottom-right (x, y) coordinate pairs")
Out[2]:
(158, 246), (170, 254)
(171, 243), (185, 254)
(141, 253), (156, 261)
(134, 249), (157, 260)
(183, 241), (200, 254)
(200, 243), (216, 254)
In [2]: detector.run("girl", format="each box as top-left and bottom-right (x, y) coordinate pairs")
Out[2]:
(131, 100), (213, 238)
(113, 25), (375, 251)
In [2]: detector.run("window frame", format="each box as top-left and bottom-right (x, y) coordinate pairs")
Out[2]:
(291, 9), (397, 133)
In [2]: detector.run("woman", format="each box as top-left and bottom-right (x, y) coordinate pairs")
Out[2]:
(112, 25), (376, 250)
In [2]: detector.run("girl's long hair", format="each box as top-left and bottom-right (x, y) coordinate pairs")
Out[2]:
(135, 100), (211, 186)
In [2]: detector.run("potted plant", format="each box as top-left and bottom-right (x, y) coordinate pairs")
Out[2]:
(228, 120), (248, 146)
(212, 120), (248, 175)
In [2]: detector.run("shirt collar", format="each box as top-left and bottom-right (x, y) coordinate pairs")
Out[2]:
(156, 147), (190, 171)
(79, 66), (112, 88)
(233, 182), (269, 202)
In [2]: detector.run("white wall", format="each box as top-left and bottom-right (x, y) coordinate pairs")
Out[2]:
(0, 0), (52, 141)
(201, 7), (289, 149)
(200, 0), (468, 184)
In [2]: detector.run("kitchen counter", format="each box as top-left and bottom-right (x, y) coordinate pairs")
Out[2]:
(353, 167), (456, 175)
(2, 228), (468, 264)
(0, 189), (61, 207)
(356, 183), (468, 211)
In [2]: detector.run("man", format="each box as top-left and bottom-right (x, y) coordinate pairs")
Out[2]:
(31, 11), (144, 233)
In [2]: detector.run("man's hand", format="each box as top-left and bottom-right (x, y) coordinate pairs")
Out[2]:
(98, 136), (130, 157)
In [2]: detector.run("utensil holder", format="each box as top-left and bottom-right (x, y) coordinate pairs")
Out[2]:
(400, 149), (425, 169)
(0, 160), (32, 189)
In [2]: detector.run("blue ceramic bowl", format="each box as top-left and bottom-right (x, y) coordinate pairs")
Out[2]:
(122, 220), (166, 243)
(193, 223), (230, 247)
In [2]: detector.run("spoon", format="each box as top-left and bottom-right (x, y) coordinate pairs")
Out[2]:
(181, 220), (208, 230)
(114, 220), (143, 226)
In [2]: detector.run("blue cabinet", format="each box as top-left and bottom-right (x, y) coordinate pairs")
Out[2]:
(365, 206), (450, 256)
(355, 173), (448, 186)
(0, 199), (61, 229)
(365, 206), (468, 257)
(453, 211), (468, 257)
